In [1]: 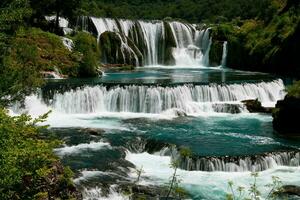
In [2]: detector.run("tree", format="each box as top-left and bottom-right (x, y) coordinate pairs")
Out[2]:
(0, 0), (42, 107)
(53, 0), (82, 33)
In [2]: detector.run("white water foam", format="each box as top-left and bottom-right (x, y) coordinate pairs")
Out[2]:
(74, 170), (120, 184)
(55, 141), (111, 157)
(48, 79), (285, 114)
(82, 186), (128, 200)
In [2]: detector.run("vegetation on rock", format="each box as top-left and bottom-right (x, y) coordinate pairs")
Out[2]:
(73, 32), (100, 77)
(273, 80), (300, 135)
(211, 0), (300, 75)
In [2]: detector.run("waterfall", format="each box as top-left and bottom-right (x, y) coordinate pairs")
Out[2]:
(85, 17), (211, 67)
(221, 41), (228, 67)
(45, 79), (285, 114)
(173, 151), (300, 172)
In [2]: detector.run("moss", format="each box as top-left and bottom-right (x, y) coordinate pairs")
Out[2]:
(158, 21), (176, 65)
(99, 31), (141, 67)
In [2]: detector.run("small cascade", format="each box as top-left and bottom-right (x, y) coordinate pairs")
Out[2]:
(61, 37), (73, 51)
(172, 150), (300, 172)
(45, 16), (73, 35)
(43, 79), (285, 114)
(221, 41), (228, 67)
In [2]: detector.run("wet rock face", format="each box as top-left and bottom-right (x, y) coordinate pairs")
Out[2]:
(273, 96), (300, 135)
(209, 40), (223, 67)
(242, 99), (273, 113)
(99, 31), (143, 67)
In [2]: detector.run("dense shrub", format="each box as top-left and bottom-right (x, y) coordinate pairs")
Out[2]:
(73, 32), (100, 77)
(0, 109), (79, 200)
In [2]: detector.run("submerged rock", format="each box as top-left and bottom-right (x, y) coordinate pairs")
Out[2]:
(83, 128), (105, 136)
(279, 185), (300, 197)
(119, 183), (190, 200)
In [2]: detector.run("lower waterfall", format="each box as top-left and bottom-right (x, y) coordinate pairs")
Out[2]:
(173, 151), (300, 172)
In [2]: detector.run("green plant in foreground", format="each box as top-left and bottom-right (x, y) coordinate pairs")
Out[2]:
(135, 165), (144, 184)
(226, 172), (287, 200)
(0, 109), (77, 200)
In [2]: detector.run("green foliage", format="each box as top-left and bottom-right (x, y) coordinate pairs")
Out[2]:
(0, 34), (43, 107)
(0, 0), (32, 34)
(73, 32), (100, 77)
(226, 173), (286, 200)
(179, 147), (192, 158)
(211, 0), (299, 73)
(0, 109), (78, 199)
(287, 81), (300, 98)
(0, 109), (52, 199)
(80, 0), (273, 23)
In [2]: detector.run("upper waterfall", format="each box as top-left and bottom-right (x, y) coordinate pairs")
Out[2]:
(78, 17), (213, 67)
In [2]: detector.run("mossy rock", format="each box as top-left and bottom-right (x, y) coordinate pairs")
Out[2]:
(73, 32), (100, 77)
(12, 28), (80, 77)
(99, 31), (142, 66)
(158, 21), (176, 65)
(209, 40), (223, 67)
(273, 96), (300, 135)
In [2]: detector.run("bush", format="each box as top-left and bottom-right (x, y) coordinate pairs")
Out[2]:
(287, 81), (300, 98)
(73, 32), (100, 77)
(0, 109), (79, 200)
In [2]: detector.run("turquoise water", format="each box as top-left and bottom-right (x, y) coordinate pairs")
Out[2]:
(22, 67), (300, 199)
(46, 67), (276, 87)
(49, 113), (300, 199)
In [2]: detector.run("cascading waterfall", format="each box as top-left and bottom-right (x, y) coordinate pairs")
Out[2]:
(46, 79), (285, 114)
(86, 17), (212, 66)
(172, 150), (300, 172)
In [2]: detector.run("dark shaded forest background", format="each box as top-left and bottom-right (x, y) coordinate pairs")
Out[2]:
(80, 0), (275, 23)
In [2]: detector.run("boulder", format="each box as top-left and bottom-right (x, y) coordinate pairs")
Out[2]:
(273, 96), (300, 135)
(83, 128), (105, 136)
(242, 99), (272, 113)
(209, 40), (223, 67)
(280, 185), (300, 196)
